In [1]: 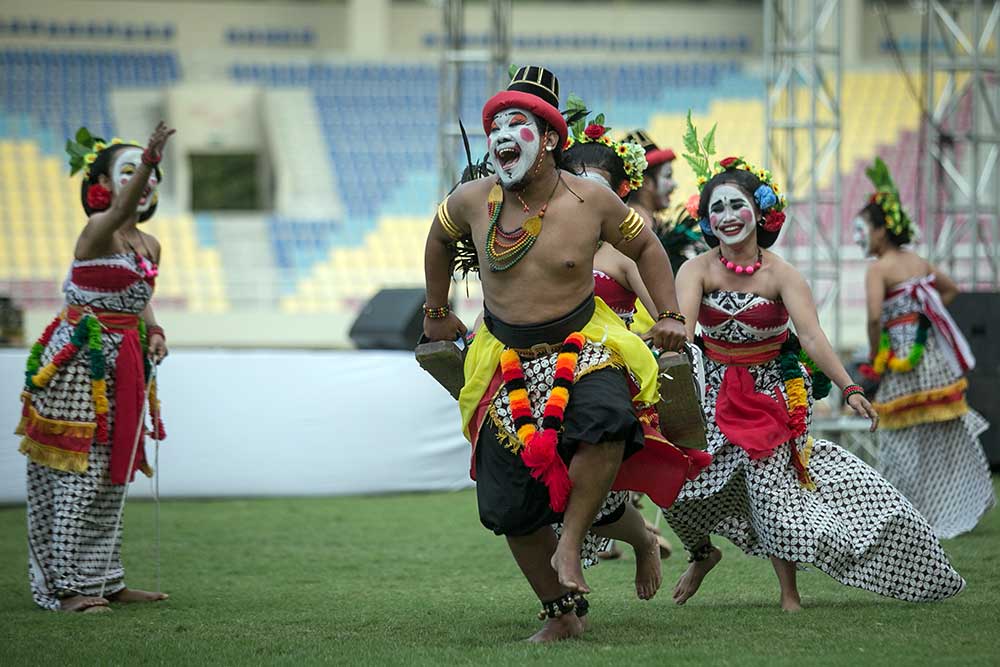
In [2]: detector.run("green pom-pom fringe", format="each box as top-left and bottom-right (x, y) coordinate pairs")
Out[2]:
(26, 342), (44, 375)
(88, 347), (105, 380)
(797, 349), (832, 400)
(779, 351), (803, 379)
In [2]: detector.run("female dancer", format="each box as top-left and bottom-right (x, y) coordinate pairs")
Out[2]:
(857, 158), (994, 538)
(563, 114), (712, 562)
(662, 121), (965, 611)
(16, 122), (174, 612)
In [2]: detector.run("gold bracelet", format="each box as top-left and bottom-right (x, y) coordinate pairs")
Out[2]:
(657, 310), (686, 324)
(423, 303), (450, 319)
(618, 207), (645, 242)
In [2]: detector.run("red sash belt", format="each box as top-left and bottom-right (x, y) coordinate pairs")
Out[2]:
(704, 331), (795, 460)
(64, 305), (147, 484)
(702, 330), (788, 366)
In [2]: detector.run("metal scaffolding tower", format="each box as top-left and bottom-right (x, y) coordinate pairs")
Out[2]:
(923, 0), (1000, 289)
(764, 0), (844, 350)
(438, 0), (511, 199)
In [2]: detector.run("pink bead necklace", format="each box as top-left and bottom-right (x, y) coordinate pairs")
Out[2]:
(718, 248), (762, 275)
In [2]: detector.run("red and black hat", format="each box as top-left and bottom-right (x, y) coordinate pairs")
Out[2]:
(623, 129), (676, 169)
(482, 65), (568, 145)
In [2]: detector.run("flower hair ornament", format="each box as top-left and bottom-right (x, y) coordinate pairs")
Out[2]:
(865, 156), (912, 239)
(563, 94), (648, 198)
(65, 127), (150, 212)
(681, 111), (787, 238)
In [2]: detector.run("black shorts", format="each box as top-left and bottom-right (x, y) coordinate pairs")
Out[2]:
(475, 366), (643, 536)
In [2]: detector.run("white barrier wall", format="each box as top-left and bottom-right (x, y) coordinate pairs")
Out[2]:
(0, 349), (473, 503)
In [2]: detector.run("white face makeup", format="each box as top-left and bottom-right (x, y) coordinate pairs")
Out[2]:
(655, 163), (677, 209)
(853, 216), (870, 255)
(111, 146), (159, 213)
(708, 184), (757, 246)
(487, 108), (542, 188)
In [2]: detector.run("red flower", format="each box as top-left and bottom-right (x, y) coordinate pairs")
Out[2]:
(719, 156), (739, 168)
(762, 209), (785, 232)
(86, 183), (112, 211)
(616, 181), (631, 198)
(584, 124), (605, 140)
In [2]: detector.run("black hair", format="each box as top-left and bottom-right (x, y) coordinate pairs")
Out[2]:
(698, 168), (780, 249)
(80, 143), (163, 222)
(562, 142), (630, 201)
(859, 201), (911, 246)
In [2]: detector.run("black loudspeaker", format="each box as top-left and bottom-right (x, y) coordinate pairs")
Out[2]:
(349, 288), (427, 350)
(949, 292), (1000, 466)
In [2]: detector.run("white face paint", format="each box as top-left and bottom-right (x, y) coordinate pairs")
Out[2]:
(111, 146), (159, 213)
(853, 216), (870, 255)
(655, 163), (677, 209)
(708, 184), (756, 246)
(487, 108), (542, 188)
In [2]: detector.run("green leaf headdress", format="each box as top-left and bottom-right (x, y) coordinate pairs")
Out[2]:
(681, 111), (788, 236)
(64, 126), (132, 178)
(865, 157), (912, 239)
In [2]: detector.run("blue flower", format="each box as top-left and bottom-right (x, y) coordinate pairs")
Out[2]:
(754, 184), (778, 210)
(699, 217), (715, 237)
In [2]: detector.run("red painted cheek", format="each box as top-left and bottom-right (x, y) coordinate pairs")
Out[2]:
(739, 209), (754, 224)
(709, 213), (720, 226)
(519, 128), (535, 142)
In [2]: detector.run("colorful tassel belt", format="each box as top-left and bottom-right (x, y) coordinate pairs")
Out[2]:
(20, 305), (160, 484)
(702, 331), (789, 366)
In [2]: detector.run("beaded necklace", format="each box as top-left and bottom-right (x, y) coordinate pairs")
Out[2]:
(718, 248), (762, 275)
(485, 173), (561, 272)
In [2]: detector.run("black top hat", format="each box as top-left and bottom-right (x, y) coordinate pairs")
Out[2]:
(507, 66), (560, 109)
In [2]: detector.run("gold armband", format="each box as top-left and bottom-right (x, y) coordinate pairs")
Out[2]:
(437, 197), (464, 241)
(618, 207), (645, 242)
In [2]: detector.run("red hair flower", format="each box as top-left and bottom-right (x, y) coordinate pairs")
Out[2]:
(86, 183), (112, 211)
(720, 156), (739, 168)
(616, 181), (631, 198)
(763, 209), (785, 232)
(685, 193), (701, 219)
(584, 124), (606, 140)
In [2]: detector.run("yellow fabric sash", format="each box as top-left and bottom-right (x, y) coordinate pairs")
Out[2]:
(459, 297), (659, 441)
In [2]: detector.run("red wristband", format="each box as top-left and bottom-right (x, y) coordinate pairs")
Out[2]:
(842, 384), (864, 401)
(142, 148), (161, 167)
(148, 325), (165, 340)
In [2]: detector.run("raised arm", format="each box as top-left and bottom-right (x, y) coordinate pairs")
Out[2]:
(422, 189), (470, 341)
(779, 263), (879, 430)
(599, 192), (685, 350)
(76, 123), (174, 258)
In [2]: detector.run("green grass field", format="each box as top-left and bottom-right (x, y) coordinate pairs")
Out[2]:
(1, 480), (997, 665)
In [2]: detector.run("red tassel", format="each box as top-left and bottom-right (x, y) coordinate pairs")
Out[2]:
(521, 430), (573, 512)
(96, 413), (109, 443)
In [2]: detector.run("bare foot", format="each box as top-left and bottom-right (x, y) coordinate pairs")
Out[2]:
(781, 592), (802, 612)
(108, 588), (169, 603)
(634, 532), (662, 600)
(597, 542), (623, 560)
(673, 547), (722, 605)
(656, 534), (672, 559)
(59, 595), (110, 613)
(527, 613), (585, 643)
(551, 542), (590, 593)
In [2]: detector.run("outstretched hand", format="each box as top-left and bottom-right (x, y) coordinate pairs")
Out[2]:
(847, 392), (879, 432)
(146, 122), (176, 160)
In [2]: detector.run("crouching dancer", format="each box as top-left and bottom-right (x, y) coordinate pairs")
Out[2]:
(422, 66), (690, 642)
